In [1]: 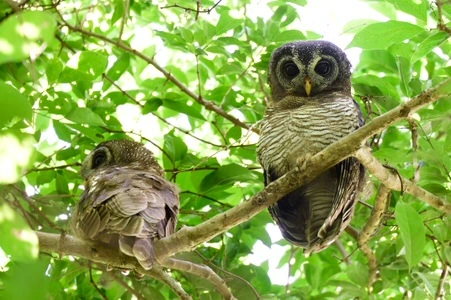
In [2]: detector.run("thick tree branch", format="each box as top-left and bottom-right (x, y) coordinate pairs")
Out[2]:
(36, 231), (234, 299)
(356, 147), (451, 214)
(36, 232), (191, 299)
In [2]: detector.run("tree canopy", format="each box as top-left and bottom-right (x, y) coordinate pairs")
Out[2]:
(0, 0), (450, 299)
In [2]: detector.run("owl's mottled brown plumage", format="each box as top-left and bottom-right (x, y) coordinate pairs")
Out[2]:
(257, 40), (365, 254)
(72, 140), (179, 269)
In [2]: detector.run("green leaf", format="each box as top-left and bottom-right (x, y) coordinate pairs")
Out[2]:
(272, 30), (305, 43)
(46, 59), (63, 84)
(0, 81), (32, 127)
(386, 0), (428, 22)
(412, 31), (449, 62)
(216, 12), (242, 35)
(0, 11), (56, 64)
(0, 203), (38, 262)
(163, 132), (188, 164)
(78, 51), (108, 79)
(103, 53), (130, 91)
(142, 98), (163, 114)
(162, 99), (205, 120)
(397, 56), (411, 96)
(0, 131), (35, 183)
(1, 259), (51, 299)
(66, 107), (106, 126)
(347, 263), (369, 287)
(395, 202), (426, 269)
(200, 164), (253, 192)
(348, 21), (425, 49)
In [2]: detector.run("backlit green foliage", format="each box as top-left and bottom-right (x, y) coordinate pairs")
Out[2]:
(0, 0), (450, 299)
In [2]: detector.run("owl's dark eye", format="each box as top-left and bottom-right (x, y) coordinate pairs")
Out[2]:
(282, 61), (299, 78)
(92, 151), (107, 169)
(314, 60), (332, 76)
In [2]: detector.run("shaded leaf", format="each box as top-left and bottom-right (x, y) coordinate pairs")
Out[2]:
(200, 164), (253, 192)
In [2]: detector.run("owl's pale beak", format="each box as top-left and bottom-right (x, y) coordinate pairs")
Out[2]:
(304, 77), (312, 96)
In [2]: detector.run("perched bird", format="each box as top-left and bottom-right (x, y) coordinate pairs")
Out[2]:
(257, 40), (365, 254)
(72, 139), (179, 269)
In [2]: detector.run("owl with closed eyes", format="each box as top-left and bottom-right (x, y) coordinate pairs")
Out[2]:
(72, 139), (179, 269)
(257, 40), (365, 254)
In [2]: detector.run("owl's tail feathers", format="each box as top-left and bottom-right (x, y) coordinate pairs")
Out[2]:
(119, 236), (155, 270)
(269, 188), (309, 247)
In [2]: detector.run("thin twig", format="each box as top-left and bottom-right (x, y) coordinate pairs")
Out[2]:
(435, 264), (449, 300)
(160, 0), (222, 15)
(148, 267), (192, 300)
(408, 118), (420, 182)
(193, 250), (260, 299)
(436, 0), (451, 34)
(89, 266), (108, 300)
(181, 190), (232, 208)
(102, 73), (226, 148)
(161, 258), (236, 300)
(358, 185), (391, 290)
(109, 272), (146, 300)
(58, 21), (254, 132)
(118, 0), (129, 41)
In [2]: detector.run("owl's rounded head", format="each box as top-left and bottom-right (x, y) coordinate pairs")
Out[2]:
(81, 140), (163, 179)
(268, 40), (352, 101)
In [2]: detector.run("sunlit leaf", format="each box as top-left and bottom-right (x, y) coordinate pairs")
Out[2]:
(0, 11), (56, 64)
(348, 21), (425, 49)
(0, 81), (32, 127)
(216, 12), (242, 35)
(395, 202), (426, 270)
(0, 204), (38, 262)
(66, 107), (106, 126)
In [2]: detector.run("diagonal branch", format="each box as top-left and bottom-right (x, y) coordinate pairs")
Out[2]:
(57, 18), (254, 132)
(355, 147), (450, 213)
(153, 78), (451, 261)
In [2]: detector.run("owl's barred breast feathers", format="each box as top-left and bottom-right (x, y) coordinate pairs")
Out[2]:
(257, 40), (365, 254)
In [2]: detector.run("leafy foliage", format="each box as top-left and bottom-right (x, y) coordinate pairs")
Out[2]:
(0, 0), (450, 299)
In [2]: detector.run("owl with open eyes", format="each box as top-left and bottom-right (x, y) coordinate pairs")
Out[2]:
(257, 40), (365, 254)
(72, 140), (179, 269)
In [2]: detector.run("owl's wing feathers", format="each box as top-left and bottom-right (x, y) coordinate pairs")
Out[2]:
(268, 187), (309, 247)
(76, 166), (179, 269)
(266, 157), (363, 253)
(307, 158), (363, 253)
